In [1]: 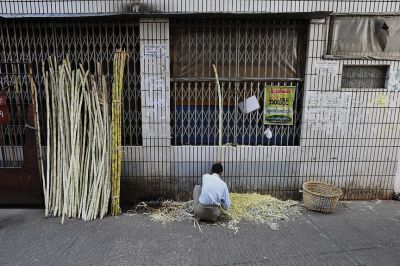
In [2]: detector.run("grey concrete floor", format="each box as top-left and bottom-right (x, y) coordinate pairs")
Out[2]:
(1, 201), (400, 266)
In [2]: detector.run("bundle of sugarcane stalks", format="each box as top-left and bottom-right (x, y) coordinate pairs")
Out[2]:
(111, 49), (127, 216)
(39, 57), (112, 223)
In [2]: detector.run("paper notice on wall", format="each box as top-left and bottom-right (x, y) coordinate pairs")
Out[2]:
(388, 68), (400, 92)
(336, 108), (350, 124)
(306, 92), (319, 107)
(306, 92), (351, 109)
(304, 108), (319, 123)
(144, 76), (165, 91)
(314, 60), (339, 75)
(144, 44), (166, 59)
(304, 92), (352, 135)
(321, 92), (339, 107)
(149, 91), (166, 107)
(375, 94), (388, 107)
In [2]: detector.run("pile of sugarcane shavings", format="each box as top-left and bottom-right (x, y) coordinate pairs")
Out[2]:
(133, 193), (301, 233)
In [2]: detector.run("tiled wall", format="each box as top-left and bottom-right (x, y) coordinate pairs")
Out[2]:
(2, 1), (400, 16)
(121, 17), (400, 202)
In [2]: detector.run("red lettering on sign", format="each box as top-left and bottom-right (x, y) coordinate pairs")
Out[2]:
(271, 89), (291, 94)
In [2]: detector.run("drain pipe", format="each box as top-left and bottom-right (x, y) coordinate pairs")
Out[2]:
(394, 150), (400, 199)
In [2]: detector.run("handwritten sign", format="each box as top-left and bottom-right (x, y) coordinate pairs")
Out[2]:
(388, 68), (400, 92)
(305, 92), (352, 136)
(314, 60), (339, 75)
(144, 44), (166, 59)
(144, 76), (165, 91)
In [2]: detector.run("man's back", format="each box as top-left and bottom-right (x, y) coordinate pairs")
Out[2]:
(199, 173), (230, 210)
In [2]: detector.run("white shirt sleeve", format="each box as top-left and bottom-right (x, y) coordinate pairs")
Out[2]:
(221, 185), (230, 210)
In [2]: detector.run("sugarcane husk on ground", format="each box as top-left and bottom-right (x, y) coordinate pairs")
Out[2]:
(132, 193), (302, 233)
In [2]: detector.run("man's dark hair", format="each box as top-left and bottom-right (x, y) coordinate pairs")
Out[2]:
(211, 163), (223, 174)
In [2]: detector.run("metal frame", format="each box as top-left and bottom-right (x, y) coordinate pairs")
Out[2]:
(0, 18), (142, 147)
(170, 19), (307, 146)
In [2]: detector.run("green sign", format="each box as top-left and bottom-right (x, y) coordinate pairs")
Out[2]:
(264, 85), (295, 125)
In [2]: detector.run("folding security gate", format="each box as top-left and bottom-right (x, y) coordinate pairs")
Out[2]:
(0, 58), (41, 204)
(119, 18), (309, 203)
(0, 18), (141, 204)
(170, 19), (307, 147)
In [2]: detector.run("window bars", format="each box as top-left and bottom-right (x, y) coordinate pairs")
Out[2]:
(170, 19), (307, 146)
(0, 18), (142, 146)
(0, 61), (30, 168)
(341, 66), (388, 89)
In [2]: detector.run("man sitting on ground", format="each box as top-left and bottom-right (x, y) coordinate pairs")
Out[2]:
(193, 163), (230, 222)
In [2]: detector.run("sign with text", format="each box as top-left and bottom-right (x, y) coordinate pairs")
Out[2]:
(314, 60), (339, 75)
(264, 85), (295, 125)
(143, 44), (166, 59)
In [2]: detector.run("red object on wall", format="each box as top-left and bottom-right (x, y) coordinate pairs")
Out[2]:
(0, 94), (11, 124)
(0, 104), (43, 205)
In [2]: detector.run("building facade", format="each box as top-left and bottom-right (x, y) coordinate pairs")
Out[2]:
(1, 0), (400, 204)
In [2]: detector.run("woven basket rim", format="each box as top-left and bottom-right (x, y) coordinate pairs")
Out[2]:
(303, 181), (343, 198)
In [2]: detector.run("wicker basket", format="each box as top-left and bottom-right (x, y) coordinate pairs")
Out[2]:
(302, 181), (343, 213)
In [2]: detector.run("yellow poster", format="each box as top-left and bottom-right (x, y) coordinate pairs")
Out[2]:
(264, 85), (295, 125)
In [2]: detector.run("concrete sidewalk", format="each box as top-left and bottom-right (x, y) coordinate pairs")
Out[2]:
(1, 201), (400, 266)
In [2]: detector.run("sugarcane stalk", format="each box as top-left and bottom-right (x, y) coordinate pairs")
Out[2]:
(29, 65), (47, 216)
(111, 49), (127, 216)
(40, 56), (112, 223)
(212, 64), (223, 162)
(111, 53), (118, 216)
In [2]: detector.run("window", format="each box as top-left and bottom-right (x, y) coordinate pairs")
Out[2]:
(170, 19), (307, 146)
(327, 16), (400, 60)
(0, 19), (142, 146)
(341, 66), (388, 89)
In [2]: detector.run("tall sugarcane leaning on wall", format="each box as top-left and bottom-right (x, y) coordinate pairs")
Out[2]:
(111, 50), (127, 216)
(31, 50), (127, 223)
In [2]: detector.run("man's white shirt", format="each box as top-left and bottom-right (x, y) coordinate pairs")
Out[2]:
(199, 173), (230, 210)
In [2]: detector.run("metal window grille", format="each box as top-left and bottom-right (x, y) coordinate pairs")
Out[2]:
(170, 19), (307, 146)
(341, 65), (388, 89)
(0, 61), (30, 168)
(0, 18), (142, 146)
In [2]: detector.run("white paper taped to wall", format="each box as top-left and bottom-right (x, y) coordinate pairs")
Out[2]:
(144, 44), (167, 59)
(314, 60), (339, 75)
(305, 92), (351, 109)
(304, 92), (352, 135)
(388, 68), (400, 92)
(144, 76), (166, 91)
